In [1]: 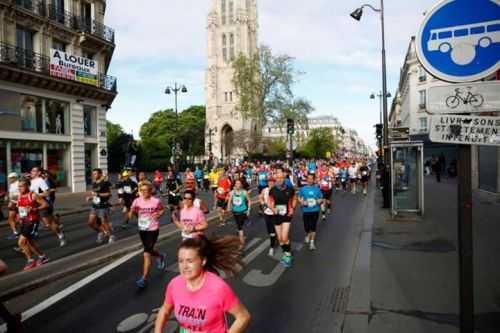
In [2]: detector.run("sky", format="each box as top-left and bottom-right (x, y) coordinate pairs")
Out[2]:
(105, 0), (439, 149)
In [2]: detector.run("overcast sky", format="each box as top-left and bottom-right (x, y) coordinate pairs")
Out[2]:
(105, 0), (439, 149)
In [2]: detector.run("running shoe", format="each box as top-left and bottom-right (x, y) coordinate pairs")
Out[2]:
(268, 248), (275, 257)
(309, 242), (317, 251)
(96, 232), (104, 244)
(23, 260), (37, 271)
(7, 233), (18, 240)
(108, 235), (116, 244)
(156, 252), (167, 270)
(304, 236), (310, 244)
(136, 277), (147, 288)
(37, 256), (50, 265)
(280, 255), (293, 268)
(59, 235), (66, 247)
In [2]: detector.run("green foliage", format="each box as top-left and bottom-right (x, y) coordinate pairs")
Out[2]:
(263, 137), (287, 158)
(106, 121), (130, 172)
(298, 127), (337, 159)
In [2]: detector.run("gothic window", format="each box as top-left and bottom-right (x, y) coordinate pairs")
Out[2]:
(224, 92), (228, 102)
(222, 34), (227, 62)
(229, 91), (233, 102)
(229, 33), (235, 60)
(228, 1), (234, 23)
(221, 0), (226, 25)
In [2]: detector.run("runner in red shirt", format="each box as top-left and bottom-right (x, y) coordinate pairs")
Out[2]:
(214, 172), (232, 227)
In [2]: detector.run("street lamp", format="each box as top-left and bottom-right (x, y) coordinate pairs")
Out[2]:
(206, 126), (217, 170)
(352, 0), (391, 208)
(371, 91), (391, 168)
(165, 83), (187, 171)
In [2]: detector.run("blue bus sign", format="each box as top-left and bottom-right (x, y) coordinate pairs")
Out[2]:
(416, 0), (500, 82)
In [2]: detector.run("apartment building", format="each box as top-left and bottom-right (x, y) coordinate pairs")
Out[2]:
(0, 0), (116, 193)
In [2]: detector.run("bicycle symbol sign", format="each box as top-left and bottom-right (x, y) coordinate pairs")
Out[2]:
(416, 0), (500, 82)
(445, 87), (484, 109)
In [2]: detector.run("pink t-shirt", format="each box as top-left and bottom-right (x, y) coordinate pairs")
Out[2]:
(180, 206), (205, 239)
(165, 271), (239, 333)
(131, 196), (163, 231)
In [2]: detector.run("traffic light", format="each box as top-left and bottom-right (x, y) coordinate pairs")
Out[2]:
(375, 124), (383, 140)
(287, 118), (295, 135)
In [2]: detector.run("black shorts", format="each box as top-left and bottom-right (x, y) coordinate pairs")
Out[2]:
(139, 229), (159, 254)
(273, 214), (291, 226)
(233, 213), (247, 231)
(350, 178), (357, 183)
(303, 212), (319, 233)
(39, 202), (54, 218)
(258, 186), (266, 194)
(20, 221), (40, 240)
(217, 199), (227, 210)
(321, 190), (332, 200)
(361, 176), (369, 183)
(123, 197), (134, 208)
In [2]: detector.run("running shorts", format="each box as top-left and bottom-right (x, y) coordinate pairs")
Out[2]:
(233, 213), (247, 231)
(20, 221), (40, 240)
(139, 229), (159, 254)
(216, 199), (228, 210)
(303, 212), (319, 233)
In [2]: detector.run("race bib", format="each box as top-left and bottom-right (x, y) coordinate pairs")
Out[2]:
(19, 207), (29, 218)
(118, 188), (124, 194)
(259, 174), (266, 180)
(124, 186), (132, 194)
(233, 196), (243, 206)
(138, 215), (152, 230)
(179, 327), (206, 333)
(307, 198), (317, 207)
(93, 196), (101, 205)
(276, 205), (287, 216)
(217, 187), (225, 194)
(362, 171), (368, 176)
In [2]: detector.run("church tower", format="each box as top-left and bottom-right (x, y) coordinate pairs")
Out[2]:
(205, 0), (258, 163)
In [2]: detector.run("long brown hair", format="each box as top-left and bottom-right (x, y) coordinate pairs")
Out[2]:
(178, 235), (243, 277)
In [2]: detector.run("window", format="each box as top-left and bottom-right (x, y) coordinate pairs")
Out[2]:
(419, 117), (427, 130)
(418, 66), (426, 82)
(229, 91), (233, 102)
(487, 24), (500, 32)
(222, 34), (227, 61)
(471, 26), (485, 34)
(16, 26), (35, 69)
(229, 33), (235, 60)
(45, 99), (69, 135)
(419, 90), (426, 108)
(438, 31), (452, 39)
(228, 1), (234, 23)
(52, 39), (66, 52)
(224, 92), (228, 102)
(454, 28), (468, 37)
(221, 0), (226, 25)
(83, 105), (97, 137)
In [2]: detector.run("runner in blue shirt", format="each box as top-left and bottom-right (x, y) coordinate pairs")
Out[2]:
(194, 166), (203, 190)
(298, 173), (323, 251)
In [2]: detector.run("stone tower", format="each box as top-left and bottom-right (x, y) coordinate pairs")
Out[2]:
(205, 0), (258, 163)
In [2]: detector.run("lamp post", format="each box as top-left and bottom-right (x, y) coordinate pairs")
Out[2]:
(370, 91), (391, 164)
(165, 83), (187, 171)
(206, 126), (217, 170)
(352, 1), (391, 208)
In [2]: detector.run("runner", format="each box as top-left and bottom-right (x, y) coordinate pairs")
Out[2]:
(348, 161), (359, 194)
(154, 236), (251, 333)
(86, 168), (115, 244)
(214, 171), (232, 227)
(318, 166), (333, 221)
(16, 178), (50, 270)
(194, 166), (204, 190)
(298, 174), (323, 250)
(6, 173), (19, 240)
(338, 164), (349, 192)
(202, 167), (210, 192)
(129, 181), (167, 288)
(227, 179), (252, 247)
(153, 170), (164, 195)
(117, 170), (138, 229)
(165, 168), (182, 213)
(259, 176), (278, 256)
(208, 168), (219, 194)
(256, 166), (268, 194)
(359, 161), (370, 195)
(29, 166), (65, 247)
(172, 190), (208, 241)
(268, 167), (296, 268)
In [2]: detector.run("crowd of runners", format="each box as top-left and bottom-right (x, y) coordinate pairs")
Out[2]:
(1, 157), (373, 332)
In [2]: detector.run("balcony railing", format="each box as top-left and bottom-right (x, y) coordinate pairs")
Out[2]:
(0, 42), (117, 93)
(10, 1), (115, 44)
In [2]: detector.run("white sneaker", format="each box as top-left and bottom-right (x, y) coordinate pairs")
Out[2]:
(59, 236), (66, 247)
(268, 248), (274, 257)
(96, 232), (104, 244)
(304, 236), (310, 244)
(309, 242), (316, 251)
(108, 235), (116, 244)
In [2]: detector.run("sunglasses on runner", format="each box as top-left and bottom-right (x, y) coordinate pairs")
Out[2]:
(183, 196), (193, 200)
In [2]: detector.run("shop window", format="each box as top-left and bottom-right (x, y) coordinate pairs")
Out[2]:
(11, 141), (43, 175)
(20, 95), (43, 133)
(84, 105), (97, 136)
(45, 99), (69, 135)
(47, 143), (68, 187)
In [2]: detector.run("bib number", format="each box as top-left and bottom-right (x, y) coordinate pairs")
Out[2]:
(93, 196), (101, 205)
(124, 186), (132, 194)
(138, 215), (152, 230)
(362, 171), (368, 176)
(307, 198), (317, 208)
(179, 327), (206, 333)
(276, 205), (287, 216)
(217, 187), (225, 195)
(233, 196), (243, 206)
(19, 207), (29, 218)
(118, 188), (124, 194)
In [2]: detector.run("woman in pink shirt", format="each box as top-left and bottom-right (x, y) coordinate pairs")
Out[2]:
(129, 181), (166, 288)
(154, 236), (251, 333)
(172, 190), (208, 241)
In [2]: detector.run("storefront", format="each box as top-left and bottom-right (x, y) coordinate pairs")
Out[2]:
(0, 141), (6, 193)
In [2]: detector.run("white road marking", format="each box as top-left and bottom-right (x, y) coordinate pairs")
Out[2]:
(0, 250), (142, 333)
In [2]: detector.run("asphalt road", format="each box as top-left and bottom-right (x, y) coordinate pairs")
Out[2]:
(2, 185), (373, 333)
(0, 190), (217, 274)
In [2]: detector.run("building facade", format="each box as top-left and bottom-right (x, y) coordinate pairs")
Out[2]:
(0, 0), (116, 193)
(205, 0), (258, 163)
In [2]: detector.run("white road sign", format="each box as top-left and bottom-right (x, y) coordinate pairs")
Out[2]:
(427, 81), (500, 113)
(429, 114), (500, 146)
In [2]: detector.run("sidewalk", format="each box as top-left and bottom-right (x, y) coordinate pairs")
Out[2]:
(369, 176), (500, 333)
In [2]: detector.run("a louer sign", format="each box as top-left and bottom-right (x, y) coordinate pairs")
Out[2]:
(49, 49), (99, 87)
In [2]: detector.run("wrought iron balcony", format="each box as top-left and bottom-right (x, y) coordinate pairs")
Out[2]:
(14, 0), (46, 16)
(47, 3), (76, 28)
(0, 42), (117, 94)
(75, 16), (115, 44)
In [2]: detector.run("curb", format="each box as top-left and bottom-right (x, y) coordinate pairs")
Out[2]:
(0, 196), (259, 302)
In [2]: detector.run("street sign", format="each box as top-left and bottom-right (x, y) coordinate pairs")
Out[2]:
(416, 0), (500, 83)
(429, 114), (500, 146)
(389, 127), (410, 142)
(427, 81), (500, 113)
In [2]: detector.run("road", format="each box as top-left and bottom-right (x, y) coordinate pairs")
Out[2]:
(1, 185), (373, 333)
(0, 190), (216, 274)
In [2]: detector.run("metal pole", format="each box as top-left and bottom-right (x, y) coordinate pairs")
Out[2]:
(174, 83), (179, 172)
(380, 0), (391, 208)
(457, 145), (474, 333)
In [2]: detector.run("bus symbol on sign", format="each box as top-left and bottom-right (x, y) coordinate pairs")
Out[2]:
(416, 0), (500, 83)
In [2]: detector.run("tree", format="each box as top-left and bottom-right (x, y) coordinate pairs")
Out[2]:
(232, 45), (313, 151)
(232, 129), (261, 157)
(106, 121), (130, 172)
(299, 127), (337, 159)
(177, 106), (206, 164)
(263, 137), (287, 158)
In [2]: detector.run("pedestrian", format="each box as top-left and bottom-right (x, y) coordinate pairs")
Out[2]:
(129, 181), (166, 288)
(154, 236), (251, 333)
